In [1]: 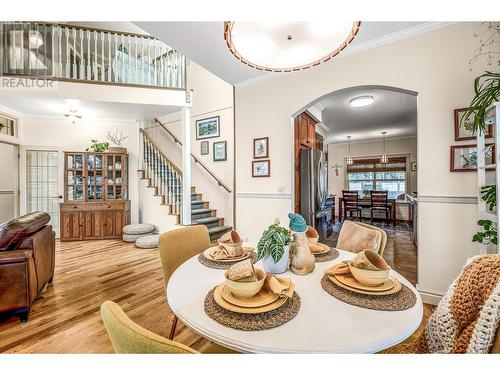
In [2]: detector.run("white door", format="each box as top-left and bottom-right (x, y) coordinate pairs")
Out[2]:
(25, 150), (62, 236)
(0, 143), (18, 223)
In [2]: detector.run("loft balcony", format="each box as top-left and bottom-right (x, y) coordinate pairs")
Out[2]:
(0, 22), (187, 90)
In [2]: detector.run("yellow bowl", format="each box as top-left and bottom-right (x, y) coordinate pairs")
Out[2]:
(224, 268), (266, 298)
(348, 263), (390, 286)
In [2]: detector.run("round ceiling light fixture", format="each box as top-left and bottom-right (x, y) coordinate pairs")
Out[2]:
(349, 95), (374, 108)
(224, 21), (361, 73)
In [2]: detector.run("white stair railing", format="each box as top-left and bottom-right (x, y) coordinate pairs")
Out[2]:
(140, 129), (183, 219)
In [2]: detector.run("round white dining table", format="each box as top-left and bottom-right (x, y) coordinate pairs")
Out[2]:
(167, 247), (423, 354)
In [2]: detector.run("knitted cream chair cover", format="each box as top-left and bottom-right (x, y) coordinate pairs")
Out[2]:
(385, 254), (500, 354)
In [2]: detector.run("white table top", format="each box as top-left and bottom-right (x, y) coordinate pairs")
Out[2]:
(167, 248), (423, 353)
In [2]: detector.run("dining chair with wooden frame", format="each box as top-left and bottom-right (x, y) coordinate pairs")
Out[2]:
(342, 190), (362, 221)
(369, 190), (391, 225)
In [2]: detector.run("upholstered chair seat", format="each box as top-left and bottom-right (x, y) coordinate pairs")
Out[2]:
(158, 225), (211, 339)
(336, 220), (384, 255)
(100, 301), (235, 354)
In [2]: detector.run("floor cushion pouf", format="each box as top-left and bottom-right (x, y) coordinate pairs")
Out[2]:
(123, 233), (146, 243)
(135, 235), (159, 249)
(123, 223), (155, 235)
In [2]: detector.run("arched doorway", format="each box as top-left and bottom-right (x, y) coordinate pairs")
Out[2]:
(291, 85), (418, 285)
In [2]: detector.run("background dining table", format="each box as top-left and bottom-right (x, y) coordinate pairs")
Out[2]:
(167, 246), (423, 354)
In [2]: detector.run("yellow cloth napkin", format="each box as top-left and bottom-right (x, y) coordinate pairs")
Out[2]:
(324, 262), (351, 276)
(217, 230), (243, 257)
(210, 246), (239, 260)
(309, 243), (327, 253)
(263, 274), (294, 298)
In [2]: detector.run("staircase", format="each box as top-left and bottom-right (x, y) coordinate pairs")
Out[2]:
(139, 129), (231, 240)
(190, 188), (231, 240)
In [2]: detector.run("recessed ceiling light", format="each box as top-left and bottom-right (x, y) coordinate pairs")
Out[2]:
(224, 21), (361, 72)
(349, 95), (374, 108)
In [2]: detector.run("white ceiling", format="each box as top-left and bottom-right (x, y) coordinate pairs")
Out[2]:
(315, 86), (417, 144)
(133, 21), (442, 86)
(0, 94), (178, 120)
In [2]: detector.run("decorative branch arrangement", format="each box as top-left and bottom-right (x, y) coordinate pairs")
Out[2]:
(106, 129), (129, 147)
(468, 22), (500, 71)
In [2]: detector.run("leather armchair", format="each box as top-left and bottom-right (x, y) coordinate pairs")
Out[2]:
(0, 212), (55, 322)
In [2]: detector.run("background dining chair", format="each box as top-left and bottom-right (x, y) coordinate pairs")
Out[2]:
(356, 222), (387, 256)
(158, 225), (211, 340)
(369, 190), (391, 225)
(381, 255), (500, 354)
(336, 220), (382, 254)
(100, 301), (234, 354)
(342, 190), (362, 221)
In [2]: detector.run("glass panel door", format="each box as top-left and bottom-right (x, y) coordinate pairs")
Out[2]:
(26, 150), (60, 236)
(65, 152), (84, 201)
(87, 153), (104, 200)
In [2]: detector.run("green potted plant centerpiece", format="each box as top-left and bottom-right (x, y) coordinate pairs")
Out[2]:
(86, 139), (109, 153)
(257, 218), (294, 274)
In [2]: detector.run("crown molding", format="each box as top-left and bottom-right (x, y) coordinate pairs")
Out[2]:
(234, 22), (454, 89)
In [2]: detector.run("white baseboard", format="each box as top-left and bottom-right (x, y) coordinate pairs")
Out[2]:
(418, 290), (442, 305)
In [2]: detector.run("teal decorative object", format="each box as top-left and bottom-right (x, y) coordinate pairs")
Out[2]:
(288, 213), (307, 233)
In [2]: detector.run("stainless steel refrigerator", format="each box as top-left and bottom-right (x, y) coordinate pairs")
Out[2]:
(300, 148), (328, 240)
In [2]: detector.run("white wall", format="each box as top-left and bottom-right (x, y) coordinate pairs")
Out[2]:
(328, 136), (417, 220)
(21, 117), (140, 226)
(235, 23), (487, 298)
(145, 61), (234, 226)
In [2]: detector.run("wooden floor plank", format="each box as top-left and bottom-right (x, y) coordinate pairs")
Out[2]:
(0, 239), (208, 353)
(0, 224), (425, 353)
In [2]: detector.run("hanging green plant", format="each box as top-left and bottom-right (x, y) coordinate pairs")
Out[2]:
(86, 140), (109, 153)
(461, 71), (500, 135)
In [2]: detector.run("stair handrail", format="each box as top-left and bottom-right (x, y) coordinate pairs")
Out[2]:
(153, 118), (232, 193)
(140, 129), (182, 175)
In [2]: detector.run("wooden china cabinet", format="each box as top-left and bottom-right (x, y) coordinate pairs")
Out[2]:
(59, 151), (130, 241)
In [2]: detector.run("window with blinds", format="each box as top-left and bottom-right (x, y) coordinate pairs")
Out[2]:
(347, 157), (407, 199)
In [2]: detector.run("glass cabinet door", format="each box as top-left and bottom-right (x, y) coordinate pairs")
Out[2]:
(87, 153), (104, 200)
(65, 153), (84, 201)
(106, 154), (127, 200)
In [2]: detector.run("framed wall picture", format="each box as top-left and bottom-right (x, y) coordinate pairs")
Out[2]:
(213, 141), (227, 162)
(454, 108), (493, 141)
(200, 141), (209, 155)
(450, 144), (495, 172)
(411, 162), (417, 171)
(253, 137), (269, 159)
(252, 159), (271, 177)
(196, 116), (220, 140)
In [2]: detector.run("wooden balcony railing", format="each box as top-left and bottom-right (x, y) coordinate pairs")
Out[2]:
(0, 22), (187, 89)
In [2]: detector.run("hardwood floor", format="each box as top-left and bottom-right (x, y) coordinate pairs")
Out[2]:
(0, 233), (426, 353)
(0, 239), (208, 353)
(325, 220), (418, 285)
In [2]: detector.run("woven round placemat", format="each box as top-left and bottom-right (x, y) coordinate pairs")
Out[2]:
(204, 289), (301, 331)
(197, 252), (257, 269)
(314, 248), (340, 262)
(321, 274), (416, 311)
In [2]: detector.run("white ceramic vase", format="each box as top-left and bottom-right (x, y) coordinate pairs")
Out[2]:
(262, 245), (290, 274)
